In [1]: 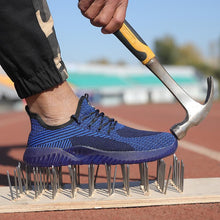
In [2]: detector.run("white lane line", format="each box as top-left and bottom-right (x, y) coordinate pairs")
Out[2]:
(116, 116), (220, 162)
(180, 140), (220, 162)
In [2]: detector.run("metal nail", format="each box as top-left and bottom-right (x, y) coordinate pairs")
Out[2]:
(172, 155), (177, 184)
(174, 156), (178, 186)
(105, 164), (111, 196)
(112, 165), (117, 195)
(177, 160), (180, 190)
(50, 167), (53, 189)
(25, 165), (28, 191)
(94, 165), (100, 187)
(157, 160), (162, 190)
(42, 168), (46, 190)
(68, 166), (72, 196)
(180, 160), (184, 192)
(88, 165), (92, 197)
(143, 163), (147, 192)
(55, 167), (59, 189)
(126, 164), (130, 196)
(73, 165), (77, 188)
(16, 166), (23, 194)
(139, 163), (144, 186)
(39, 168), (43, 194)
(52, 168), (55, 199)
(161, 160), (166, 192)
(33, 168), (38, 199)
(156, 159), (166, 192)
(164, 165), (172, 194)
(143, 162), (149, 193)
(14, 169), (18, 199)
(55, 168), (58, 197)
(68, 165), (75, 198)
(73, 166), (77, 196)
(120, 164), (126, 188)
(88, 164), (95, 197)
(36, 167), (40, 195)
(92, 165), (95, 193)
(156, 160), (160, 181)
(46, 167), (50, 190)
(77, 165), (80, 186)
(52, 166), (57, 199)
(18, 164), (26, 191)
(7, 171), (14, 200)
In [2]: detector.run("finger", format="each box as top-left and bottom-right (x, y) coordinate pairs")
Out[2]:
(90, 1), (118, 27)
(83, 0), (105, 20)
(78, 0), (95, 13)
(101, 2), (127, 34)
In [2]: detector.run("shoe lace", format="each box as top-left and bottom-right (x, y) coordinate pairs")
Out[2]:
(81, 109), (117, 134)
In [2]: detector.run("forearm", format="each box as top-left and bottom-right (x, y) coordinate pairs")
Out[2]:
(0, 0), (67, 98)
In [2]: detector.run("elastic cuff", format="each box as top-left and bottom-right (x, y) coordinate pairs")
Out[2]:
(14, 59), (68, 99)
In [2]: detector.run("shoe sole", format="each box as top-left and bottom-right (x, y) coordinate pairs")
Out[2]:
(23, 142), (178, 167)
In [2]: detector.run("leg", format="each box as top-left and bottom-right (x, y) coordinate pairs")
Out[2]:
(0, 0), (78, 125)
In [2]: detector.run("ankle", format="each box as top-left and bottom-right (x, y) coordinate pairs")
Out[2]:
(25, 82), (79, 126)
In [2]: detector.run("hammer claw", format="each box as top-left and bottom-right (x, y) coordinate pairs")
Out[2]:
(170, 76), (214, 139)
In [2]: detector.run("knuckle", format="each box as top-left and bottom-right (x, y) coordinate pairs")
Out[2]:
(90, 19), (102, 27)
(103, 26), (116, 34)
(84, 11), (95, 20)
(102, 28), (111, 34)
(93, 16), (109, 27)
(78, 2), (87, 13)
(112, 17), (123, 27)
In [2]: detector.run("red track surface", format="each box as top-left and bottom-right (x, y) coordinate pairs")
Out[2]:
(0, 101), (220, 219)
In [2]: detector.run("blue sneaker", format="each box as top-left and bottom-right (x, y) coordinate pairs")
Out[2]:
(23, 94), (177, 167)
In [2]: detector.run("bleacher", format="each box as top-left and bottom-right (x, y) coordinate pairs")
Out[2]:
(67, 63), (218, 106)
(0, 64), (218, 106)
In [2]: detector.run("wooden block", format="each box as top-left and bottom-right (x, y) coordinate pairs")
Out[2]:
(0, 178), (220, 213)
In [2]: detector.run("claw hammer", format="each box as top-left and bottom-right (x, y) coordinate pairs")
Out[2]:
(114, 20), (214, 140)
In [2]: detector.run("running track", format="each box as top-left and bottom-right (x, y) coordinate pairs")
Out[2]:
(0, 101), (219, 219)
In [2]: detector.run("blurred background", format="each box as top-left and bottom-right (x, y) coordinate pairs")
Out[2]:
(0, 0), (220, 110)
(0, 0), (220, 203)
(0, 2), (220, 218)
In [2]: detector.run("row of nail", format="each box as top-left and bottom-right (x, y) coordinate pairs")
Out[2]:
(7, 162), (27, 200)
(6, 157), (184, 201)
(87, 164), (118, 197)
(155, 155), (184, 193)
(32, 166), (63, 199)
(172, 154), (184, 192)
(6, 163), (65, 200)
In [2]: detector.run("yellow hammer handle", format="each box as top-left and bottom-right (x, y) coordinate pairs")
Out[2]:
(114, 20), (155, 65)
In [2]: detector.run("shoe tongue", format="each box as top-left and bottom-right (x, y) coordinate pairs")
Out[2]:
(75, 95), (95, 119)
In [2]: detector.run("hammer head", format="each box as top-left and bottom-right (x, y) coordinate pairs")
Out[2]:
(170, 76), (214, 140)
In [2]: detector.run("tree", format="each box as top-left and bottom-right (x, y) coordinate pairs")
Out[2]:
(89, 58), (110, 65)
(154, 35), (179, 64)
(177, 43), (203, 66)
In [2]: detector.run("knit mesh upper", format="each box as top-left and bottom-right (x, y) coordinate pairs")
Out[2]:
(27, 95), (177, 152)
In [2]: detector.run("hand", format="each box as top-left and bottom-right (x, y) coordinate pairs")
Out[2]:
(78, 0), (128, 34)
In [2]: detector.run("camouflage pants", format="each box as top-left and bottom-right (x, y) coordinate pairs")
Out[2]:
(0, 0), (68, 98)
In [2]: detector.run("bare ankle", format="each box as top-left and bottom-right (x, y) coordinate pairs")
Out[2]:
(25, 81), (79, 126)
